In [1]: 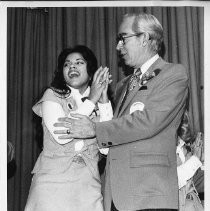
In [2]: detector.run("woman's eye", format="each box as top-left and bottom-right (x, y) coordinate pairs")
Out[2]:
(64, 63), (69, 67)
(77, 61), (84, 65)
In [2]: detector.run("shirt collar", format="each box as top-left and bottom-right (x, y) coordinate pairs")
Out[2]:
(68, 86), (90, 98)
(177, 137), (185, 148)
(134, 54), (159, 75)
(176, 137), (186, 163)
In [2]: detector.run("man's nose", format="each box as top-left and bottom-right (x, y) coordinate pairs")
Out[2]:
(116, 41), (123, 51)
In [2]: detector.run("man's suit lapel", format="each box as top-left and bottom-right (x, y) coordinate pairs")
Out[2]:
(142, 57), (164, 79)
(115, 57), (166, 117)
(117, 80), (140, 117)
(114, 76), (131, 118)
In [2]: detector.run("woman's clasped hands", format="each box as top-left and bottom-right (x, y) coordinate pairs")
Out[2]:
(88, 66), (112, 104)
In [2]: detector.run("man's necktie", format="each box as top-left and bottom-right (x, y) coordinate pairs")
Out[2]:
(119, 68), (142, 112)
(128, 68), (142, 91)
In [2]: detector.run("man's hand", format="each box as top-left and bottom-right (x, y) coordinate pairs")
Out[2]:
(53, 113), (96, 139)
(192, 132), (204, 164)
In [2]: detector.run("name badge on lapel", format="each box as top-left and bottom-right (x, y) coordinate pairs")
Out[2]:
(130, 102), (145, 114)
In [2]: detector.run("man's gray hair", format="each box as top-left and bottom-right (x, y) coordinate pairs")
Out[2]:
(124, 13), (163, 53)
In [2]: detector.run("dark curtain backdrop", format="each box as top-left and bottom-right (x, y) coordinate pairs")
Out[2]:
(7, 7), (204, 211)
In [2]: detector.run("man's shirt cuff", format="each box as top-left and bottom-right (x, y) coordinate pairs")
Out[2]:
(98, 101), (113, 121)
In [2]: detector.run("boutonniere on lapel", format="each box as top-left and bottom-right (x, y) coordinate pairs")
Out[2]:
(139, 68), (161, 87)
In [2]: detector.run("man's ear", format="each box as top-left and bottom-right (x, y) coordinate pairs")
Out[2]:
(142, 32), (150, 47)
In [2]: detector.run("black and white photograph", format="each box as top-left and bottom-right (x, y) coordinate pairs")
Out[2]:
(0, 1), (209, 211)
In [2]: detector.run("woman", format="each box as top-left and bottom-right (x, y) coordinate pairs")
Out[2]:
(176, 111), (204, 211)
(176, 111), (203, 189)
(25, 45), (113, 211)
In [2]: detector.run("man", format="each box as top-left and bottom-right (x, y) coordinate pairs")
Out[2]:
(54, 13), (189, 211)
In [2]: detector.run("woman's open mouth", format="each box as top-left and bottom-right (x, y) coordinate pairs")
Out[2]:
(68, 71), (80, 78)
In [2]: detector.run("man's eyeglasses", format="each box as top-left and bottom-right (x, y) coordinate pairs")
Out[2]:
(116, 33), (143, 44)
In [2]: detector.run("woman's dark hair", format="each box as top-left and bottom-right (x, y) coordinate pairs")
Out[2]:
(177, 110), (195, 152)
(51, 45), (98, 97)
(178, 110), (192, 142)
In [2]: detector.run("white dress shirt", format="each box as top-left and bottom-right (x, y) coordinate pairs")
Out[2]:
(134, 54), (159, 78)
(176, 138), (202, 189)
